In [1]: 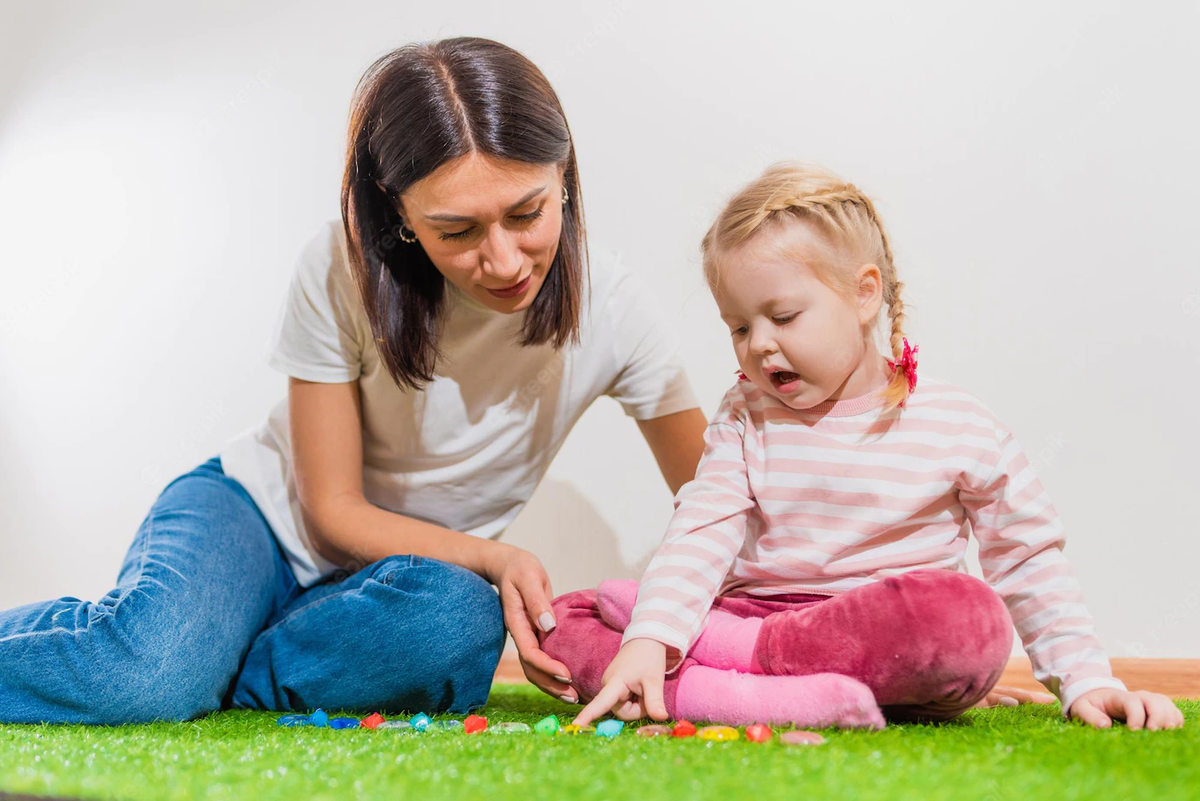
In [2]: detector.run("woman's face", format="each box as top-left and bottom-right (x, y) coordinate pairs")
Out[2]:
(396, 152), (566, 313)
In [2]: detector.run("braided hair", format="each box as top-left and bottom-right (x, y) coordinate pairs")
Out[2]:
(701, 162), (911, 411)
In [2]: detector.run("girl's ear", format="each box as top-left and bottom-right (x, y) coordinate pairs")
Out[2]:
(856, 263), (884, 326)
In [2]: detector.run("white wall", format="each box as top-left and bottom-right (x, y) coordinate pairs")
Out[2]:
(1, 1), (1196, 659)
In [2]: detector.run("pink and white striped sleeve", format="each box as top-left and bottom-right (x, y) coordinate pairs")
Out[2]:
(621, 388), (757, 666)
(961, 431), (1126, 716)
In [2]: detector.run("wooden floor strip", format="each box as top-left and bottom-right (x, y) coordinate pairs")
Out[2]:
(495, 654), (1200, 698)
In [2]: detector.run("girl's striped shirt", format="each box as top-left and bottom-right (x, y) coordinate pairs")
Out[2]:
(622, 375), (1125, 715)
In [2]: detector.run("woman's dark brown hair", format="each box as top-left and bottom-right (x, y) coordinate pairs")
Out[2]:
(340, 37), (587, 391)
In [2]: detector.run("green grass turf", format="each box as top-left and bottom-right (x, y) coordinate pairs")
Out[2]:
(0, 687), (1195, 801)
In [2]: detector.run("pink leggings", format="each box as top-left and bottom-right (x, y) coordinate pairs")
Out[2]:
(541, 569), (1014, 722)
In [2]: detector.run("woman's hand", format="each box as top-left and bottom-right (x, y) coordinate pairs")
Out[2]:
(973, 685), (1058, 708)
(572, 638), (668, 727)
(1069, 688), (1185, 730)
(484, 543), (577, 704)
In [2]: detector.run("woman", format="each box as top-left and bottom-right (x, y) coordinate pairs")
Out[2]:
(0, 37), (706, 724)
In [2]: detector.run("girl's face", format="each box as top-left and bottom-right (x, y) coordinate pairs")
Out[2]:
(715, 218), (888, 410)
(397, 152), (566, 313)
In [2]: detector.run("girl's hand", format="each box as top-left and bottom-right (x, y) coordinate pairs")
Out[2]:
(485, 543), (577, 704)
(973, 685), (1057, 708)
(572, 638), (668, 727)
(1069, 688), (1185, 730)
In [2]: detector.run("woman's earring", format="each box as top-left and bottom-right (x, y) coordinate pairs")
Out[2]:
(562, 185), (569, 204)
(398, 221), (417, 244)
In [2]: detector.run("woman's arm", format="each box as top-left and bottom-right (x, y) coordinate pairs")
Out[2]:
(287, 376), (578, 702)
(635, 408), (708, 495)
(288, 376), (502, 576)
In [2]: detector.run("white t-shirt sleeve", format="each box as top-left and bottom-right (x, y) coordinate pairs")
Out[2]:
(601, 252), (700, 420)
(266, 221), (365, 383)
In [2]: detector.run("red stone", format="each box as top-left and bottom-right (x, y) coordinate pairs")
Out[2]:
(464, 714), (488, 734)
(360, 712), (386, 729)
(745, 723), (773, 742)
(672, 720), (697, 738)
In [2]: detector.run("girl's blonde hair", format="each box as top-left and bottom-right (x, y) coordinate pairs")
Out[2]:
(701, 161), (912, 411)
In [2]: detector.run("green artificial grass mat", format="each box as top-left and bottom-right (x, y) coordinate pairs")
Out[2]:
(0, 686), (1195, 801)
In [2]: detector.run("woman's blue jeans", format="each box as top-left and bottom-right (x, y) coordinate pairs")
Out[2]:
(0, 456), (505, 725)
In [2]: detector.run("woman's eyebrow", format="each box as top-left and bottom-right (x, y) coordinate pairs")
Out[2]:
(424, 185), (547, 222)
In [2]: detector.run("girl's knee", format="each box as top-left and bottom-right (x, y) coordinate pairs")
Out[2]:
(888, 570), (1013, 656)
(540, 590), (622, 701)
(882, 571), (1012, 714)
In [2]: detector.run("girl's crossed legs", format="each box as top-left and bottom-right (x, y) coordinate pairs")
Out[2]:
(542, 569), (1013, 725)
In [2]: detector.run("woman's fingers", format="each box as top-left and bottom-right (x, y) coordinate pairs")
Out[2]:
(519, 657), (577, 703)
(513, 568), (557, 636)
(509, 572), (569, 678)
(499, 581), (573, 694)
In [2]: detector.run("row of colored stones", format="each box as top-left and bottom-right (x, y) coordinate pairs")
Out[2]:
(277, 711), (824, 744)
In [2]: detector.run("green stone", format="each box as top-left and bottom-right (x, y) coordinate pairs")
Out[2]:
(534, 715), (562, 735)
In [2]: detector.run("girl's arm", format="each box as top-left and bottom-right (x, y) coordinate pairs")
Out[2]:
(574, 388), (755, 726)
(961, 430), (1126, 717)
(621, 388), (757, 667)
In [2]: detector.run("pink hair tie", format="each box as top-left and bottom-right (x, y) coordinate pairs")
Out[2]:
(887, 338), (919, 394)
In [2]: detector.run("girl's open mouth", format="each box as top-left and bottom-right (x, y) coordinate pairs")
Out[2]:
(770, 371), (802, 391)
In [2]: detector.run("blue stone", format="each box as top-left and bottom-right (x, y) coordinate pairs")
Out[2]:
(309, 709), (329, 727)
(276, 714), (311, 727)
(596, 719), (625, 738)
(330, 717), (360, 729)
(410, 712), (432, 731)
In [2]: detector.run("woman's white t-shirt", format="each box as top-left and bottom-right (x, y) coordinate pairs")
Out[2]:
(219, 220), (700, 587)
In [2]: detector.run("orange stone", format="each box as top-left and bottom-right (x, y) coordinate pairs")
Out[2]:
(745, 723), (773, 742)
(360, 712), (386, 729)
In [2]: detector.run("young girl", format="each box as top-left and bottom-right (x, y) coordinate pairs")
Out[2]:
(543, 163), (1184, 731)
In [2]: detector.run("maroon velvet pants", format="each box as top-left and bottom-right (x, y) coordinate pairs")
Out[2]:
(541, 569), (1014, 722)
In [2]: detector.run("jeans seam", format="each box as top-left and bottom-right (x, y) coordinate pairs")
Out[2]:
(84, 494), (158, 632)
(251, 567), (408, 643)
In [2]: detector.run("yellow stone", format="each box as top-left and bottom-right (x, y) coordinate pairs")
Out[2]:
(698, 726), (740, 741)
(559, 724), (596, 736)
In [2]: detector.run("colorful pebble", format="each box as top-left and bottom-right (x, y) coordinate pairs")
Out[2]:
(636, 724), (673, 737)
(780, 731), (827, 746)
(559, 724), (596, 736)
(698, 725), (740, 741)
(428, 719), (464, 732)
(596, 720), (625, 738)
(330, 717), (360, 729)
(745, 723), (773, 743)
(378, 720), (414, 732)
(309, 709), (329, 727)
(276, 714), (311, 727)
(410, 712), (432, 732)
(534, 715), (561, 735)
(672, 720), (697, 738)
(360, 712), (386, 729)
(489, 722), (532, 734)
(464, 715), (488, 734)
